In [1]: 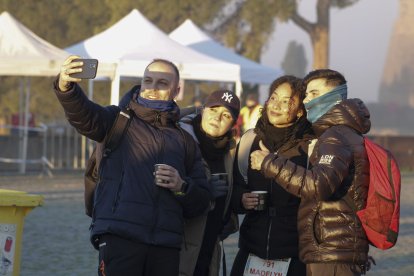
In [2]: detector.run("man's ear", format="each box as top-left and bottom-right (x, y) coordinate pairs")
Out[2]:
(174, 86), (181, 99)
(170, 85), (180, 100)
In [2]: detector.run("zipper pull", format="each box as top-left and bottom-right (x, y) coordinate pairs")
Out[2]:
(154, 112), (161, 125)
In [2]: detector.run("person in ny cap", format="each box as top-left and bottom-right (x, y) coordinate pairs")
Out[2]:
(54, 56), (212, 276)
(178, 89), (241, 276)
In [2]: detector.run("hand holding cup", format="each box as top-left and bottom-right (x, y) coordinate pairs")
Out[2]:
(210, 173), (228, 198)
(154, 163), (183, 192)
(242, 191), (268, 210)
(252, 191), (268, 211)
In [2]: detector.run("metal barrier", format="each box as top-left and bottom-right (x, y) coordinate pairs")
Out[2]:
(0, 123), (91, 175)
(2, 123), (414, 174)
(0, 124), (52, 175)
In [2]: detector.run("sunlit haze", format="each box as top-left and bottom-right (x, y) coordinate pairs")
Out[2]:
(262, 0), (398, 103)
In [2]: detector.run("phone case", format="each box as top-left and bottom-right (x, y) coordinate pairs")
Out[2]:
(71, 59), (98, 79)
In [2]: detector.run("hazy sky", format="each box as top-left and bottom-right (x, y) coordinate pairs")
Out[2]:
(261, 0), (398, 103)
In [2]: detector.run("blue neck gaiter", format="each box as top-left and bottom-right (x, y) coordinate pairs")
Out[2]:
(305, 84), (348, 123)
(136, 96), (176, 112)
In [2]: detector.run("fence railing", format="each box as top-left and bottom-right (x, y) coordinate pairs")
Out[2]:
(0, 123), (95, 175)
(1, 123), (414, 175)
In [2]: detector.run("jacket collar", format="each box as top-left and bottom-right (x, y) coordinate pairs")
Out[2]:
(312, 98), (371, 136)
(126, 86), (180, 127)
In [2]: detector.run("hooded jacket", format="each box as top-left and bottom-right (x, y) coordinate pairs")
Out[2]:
(178, 110), (238, 276)
(54, 81), (212, 249)
(261, 99), (371, 264)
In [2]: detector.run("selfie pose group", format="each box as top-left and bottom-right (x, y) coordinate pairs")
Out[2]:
(54, 55), (372, 276)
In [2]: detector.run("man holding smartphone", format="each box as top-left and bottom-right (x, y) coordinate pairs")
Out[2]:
(55, 55), (212, 276)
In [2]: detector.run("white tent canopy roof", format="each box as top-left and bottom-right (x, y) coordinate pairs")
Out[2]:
(67, 9), (240, 83)
(0, 11), (114, 78)
(66, 9), (241, 103)
(0, 11), (69, 76)
(169, 19), (282, 85)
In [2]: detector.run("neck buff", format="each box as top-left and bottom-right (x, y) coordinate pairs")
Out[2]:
(192, 114), (231, 162)
(305, 84), (348, 123)
(137, 96), (176, 112)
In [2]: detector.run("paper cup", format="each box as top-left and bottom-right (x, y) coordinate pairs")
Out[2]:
(252, 191), (268, 211)
(154, 163), (169, 184)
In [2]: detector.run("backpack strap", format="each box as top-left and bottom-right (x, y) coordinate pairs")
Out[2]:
(176, 123), (195, 175)
(104, 108), (132, 153)
(340, 133), (361, 213)
(343, 193), (358, 212)
(84, 107), (132, 218)
(96, 108), (132, 176)
(237, 129), (256, 184)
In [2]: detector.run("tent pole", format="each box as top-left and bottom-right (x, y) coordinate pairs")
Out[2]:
(195, 82), (200, 97)
(235, 80), (242, 97)
(110, 67), (120, 105)
(18, 79), (24, 168)
(20, 77), (30, 174)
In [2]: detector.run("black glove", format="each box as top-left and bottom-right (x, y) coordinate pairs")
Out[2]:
(210, 174), (229, 198)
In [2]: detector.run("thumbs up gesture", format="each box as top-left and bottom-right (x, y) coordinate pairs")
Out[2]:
(250, 140), (270, 171)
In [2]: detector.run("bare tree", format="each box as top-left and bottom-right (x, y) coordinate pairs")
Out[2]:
(209, 0), (359, 68)
(291, 0), (358, 69)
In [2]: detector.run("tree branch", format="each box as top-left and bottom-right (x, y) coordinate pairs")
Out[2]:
(204, 0), (246, 32)
(291, 11), (314, 35)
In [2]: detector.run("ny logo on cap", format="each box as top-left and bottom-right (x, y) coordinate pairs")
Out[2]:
(222, 92), (233, 103)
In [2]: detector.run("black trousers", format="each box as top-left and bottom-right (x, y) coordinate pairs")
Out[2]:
(230, 247), (306, 276)
(98, 234), (179, 276)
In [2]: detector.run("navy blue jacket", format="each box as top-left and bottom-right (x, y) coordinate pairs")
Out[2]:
(54, 81), (212, 249)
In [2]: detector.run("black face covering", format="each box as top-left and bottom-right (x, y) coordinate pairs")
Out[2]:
(255, 115), (311, 152)
(192, 114), (231, 162)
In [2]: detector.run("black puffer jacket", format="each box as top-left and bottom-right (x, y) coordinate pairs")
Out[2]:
(262, 99), (371, 264)
(54, 81), (212, 249)
(232, 118), (312, 260)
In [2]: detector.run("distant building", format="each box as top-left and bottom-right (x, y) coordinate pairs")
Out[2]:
(379, 0), (414, 107)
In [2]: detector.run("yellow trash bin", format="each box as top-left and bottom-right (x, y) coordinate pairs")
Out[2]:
(0, 189), (43, 276)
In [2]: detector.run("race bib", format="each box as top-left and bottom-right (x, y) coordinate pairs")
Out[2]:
(243, 254), (291, 276)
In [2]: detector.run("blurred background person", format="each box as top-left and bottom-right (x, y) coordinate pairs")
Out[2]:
(192, 95), (204, 108)
(238, 92), (262, 135)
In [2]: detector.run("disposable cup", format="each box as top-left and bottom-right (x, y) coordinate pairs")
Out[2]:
(252, 191), (268, 211)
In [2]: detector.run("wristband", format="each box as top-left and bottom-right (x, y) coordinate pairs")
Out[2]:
(174, 181), (188, 196)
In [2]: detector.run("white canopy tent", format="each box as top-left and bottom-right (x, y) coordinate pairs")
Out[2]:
(0, 11), (68, 76)
(0, 11), (115, 78)
(0, 12), (115, 174)
(0, 11), (72, 174)
(66, 9), (242, 104)
(169, 19), (283, 85)
(0, 11), (111, 174)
